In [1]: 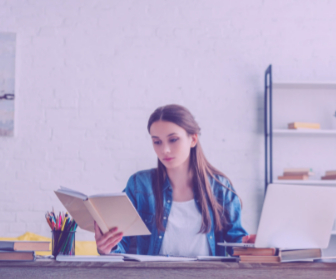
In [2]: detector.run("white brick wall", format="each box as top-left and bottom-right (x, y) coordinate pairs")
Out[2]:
(0, 0), (336, 241)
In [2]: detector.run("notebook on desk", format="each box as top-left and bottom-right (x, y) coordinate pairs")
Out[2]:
(219, 184), (336, 249)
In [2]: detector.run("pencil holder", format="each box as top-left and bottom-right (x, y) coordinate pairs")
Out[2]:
(52, 230), (76, 257)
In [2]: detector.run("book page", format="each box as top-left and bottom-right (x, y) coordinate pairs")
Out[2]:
(111, 253), (196, 262)
(89, 195), (151, 236)
(54, 191), (94, 232)
(83, 199), (109, 234)
(123, 215), (152, 236)
(89, 193), (126, 198)
(58, 186), (88, 200)
(196, 256), (237, 261)
(217, 242), (255, 248)
(56, 255), (124, 262)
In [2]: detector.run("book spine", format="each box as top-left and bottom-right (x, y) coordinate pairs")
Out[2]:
(283, 168), (312, 173)
(283, 172), (311, 176)
(288, 122), (320, 129)
(278, 175), (308, 180)
(83, 200), (109, 234)
(326, 170), (336, 176)
(233, 248), (277, 256)
(0, 241), (14, 251)
(321, 175), (336, 180)
(239, 256), (280, 263)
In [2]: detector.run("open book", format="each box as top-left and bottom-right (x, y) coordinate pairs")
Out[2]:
(217, 242), (255, 248)
(109, 253), (238, 262)
(54, 186), (151, 236)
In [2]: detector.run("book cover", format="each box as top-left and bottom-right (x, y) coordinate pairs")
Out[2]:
(288, 122), (320, 129)
(283, 168), (312, 173)
(326, 170), (336, 176)
(239, 249), (321, 263)
(54, 186), (151, 236)
(278, 175), (308, 180)
(283, 172), (313, 176)
(280, 249), (322, 262)
(0, 241), (50, 252)
(0, 250), (35, 262)
(233, 247), (277, 256)
(321, 175), (336, 180)
(239, 255), (280, 263)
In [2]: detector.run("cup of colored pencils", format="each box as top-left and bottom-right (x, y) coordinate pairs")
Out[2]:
(45, 210), (78, 257)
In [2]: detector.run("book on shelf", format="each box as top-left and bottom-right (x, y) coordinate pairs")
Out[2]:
(283, 168), (313, 173)
(288, 122), (320, 130)
(238, 248), (322, 263)
(279, 168), (314, 180)
(278, 175), (309, 180)
(54, 186), (151, 236)
(283, 171), (314, 176)
(321, 175), (336, 180)
(0, 241), (50, 252)
(0, 250), (35, 262)
(326, 170), (336, 176)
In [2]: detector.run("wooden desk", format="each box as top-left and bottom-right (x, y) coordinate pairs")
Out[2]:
(1, 259), (336, 278)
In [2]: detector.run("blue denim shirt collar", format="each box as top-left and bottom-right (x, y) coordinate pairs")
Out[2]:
(162, 175), (171, 192)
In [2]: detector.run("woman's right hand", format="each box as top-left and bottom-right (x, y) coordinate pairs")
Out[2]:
(94, 221), (123, 255)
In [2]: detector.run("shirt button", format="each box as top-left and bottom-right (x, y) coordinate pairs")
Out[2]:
(164, 217), (167, 220)
(210, 236), (213, 239)
(159, 236), (162, 239)
(167, 200), (170, 203)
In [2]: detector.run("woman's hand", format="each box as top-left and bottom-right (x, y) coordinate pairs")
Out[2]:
(94, 221), (123, 255)
(242, 234), (256, 243)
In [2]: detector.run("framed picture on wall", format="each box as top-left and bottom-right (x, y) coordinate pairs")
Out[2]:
(0, 32), (16, 137)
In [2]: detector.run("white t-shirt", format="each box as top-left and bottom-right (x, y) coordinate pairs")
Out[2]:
(159, 199), (210, 257)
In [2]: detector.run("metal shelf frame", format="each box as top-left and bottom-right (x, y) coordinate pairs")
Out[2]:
(264, 65), (336, 192)
(264, 65), (273, 193)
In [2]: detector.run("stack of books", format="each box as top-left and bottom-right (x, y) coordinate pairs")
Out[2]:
(321, 170), (336, 180)
(233, 247), (322, 263)
(0, 241), (50, 262)
(278, 168), (313, 180)
(288, 122), (320, 130)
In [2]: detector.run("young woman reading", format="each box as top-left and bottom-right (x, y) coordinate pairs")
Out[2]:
(95, 104), (255, 257)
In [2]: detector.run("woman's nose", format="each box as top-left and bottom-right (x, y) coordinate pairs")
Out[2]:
(162, 143), (170, 154)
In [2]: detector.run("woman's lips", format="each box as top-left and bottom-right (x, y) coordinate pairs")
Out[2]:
(163, 157), (174, 162)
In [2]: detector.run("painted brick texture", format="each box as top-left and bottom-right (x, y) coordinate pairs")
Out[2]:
(0, 0), (336, 240)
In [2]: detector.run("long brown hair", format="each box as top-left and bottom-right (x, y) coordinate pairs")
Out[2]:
(147, 104), (241, 233)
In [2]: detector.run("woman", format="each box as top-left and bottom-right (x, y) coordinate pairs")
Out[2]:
(95, 104), (255, 257)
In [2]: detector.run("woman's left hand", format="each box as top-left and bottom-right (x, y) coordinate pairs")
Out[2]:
(242, 234), (256, 243)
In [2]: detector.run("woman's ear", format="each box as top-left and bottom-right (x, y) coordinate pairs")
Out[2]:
(191, 134), (198, 148)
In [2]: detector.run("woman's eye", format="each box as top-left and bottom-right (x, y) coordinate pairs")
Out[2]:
(170, 138), (178, 143)
(153, 141), (161, 145)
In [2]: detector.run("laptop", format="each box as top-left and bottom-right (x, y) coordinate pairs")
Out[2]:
(219, 183), (336, 249)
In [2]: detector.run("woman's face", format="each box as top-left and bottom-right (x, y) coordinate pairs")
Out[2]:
(149, 120), (197, 170)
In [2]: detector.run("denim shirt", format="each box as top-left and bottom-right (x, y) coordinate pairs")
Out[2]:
(112, 168), (248, 256)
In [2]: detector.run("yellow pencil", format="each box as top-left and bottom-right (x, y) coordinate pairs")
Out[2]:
(61, 216), (68, 231)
